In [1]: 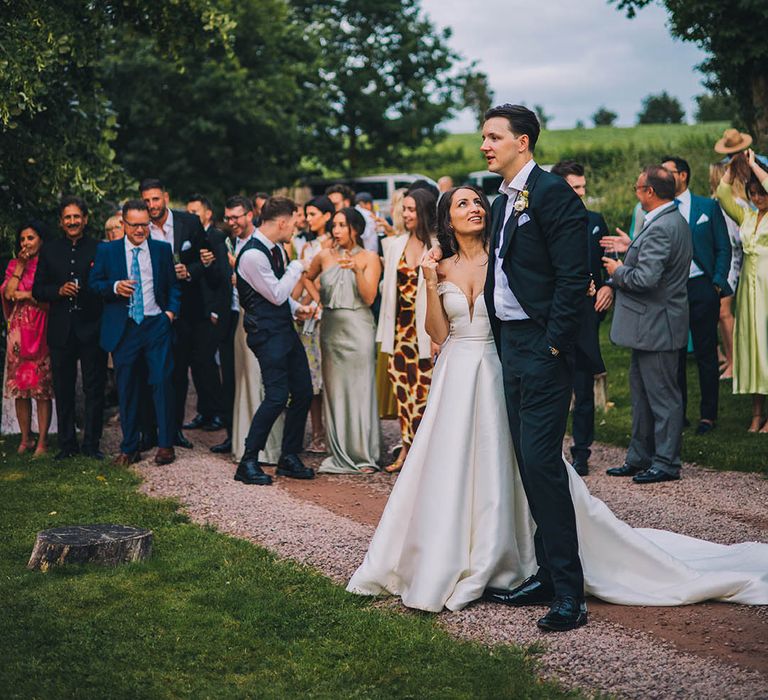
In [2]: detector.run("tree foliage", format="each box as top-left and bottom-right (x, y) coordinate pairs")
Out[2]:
(694, 92), (736, 123)
(637, 91), (685, 124)
(592, 107), (618, 127)
(462, 70), (494, 129)
(612, 0), (768, 145)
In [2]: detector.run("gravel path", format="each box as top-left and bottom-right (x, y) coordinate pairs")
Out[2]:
(122, 419), (768, 700)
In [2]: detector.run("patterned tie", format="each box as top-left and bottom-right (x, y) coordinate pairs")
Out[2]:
(129, 247), (144, 324)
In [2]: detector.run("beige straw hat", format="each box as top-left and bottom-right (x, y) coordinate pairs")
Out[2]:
(714, 128), (753, 154)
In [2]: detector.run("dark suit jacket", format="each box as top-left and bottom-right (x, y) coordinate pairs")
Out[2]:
(484, 164), (590, 354)
(89, 239), (181, 352)
(686, 193), (732, 296)
(32, 234), (103, 348)
(200, 226), (231, 322)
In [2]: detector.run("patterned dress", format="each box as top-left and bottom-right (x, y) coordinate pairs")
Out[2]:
(387, 254), (432, 445)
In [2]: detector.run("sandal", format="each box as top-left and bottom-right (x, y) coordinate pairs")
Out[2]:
(360, 466), (378, 474)
(306, 436), (327, 454)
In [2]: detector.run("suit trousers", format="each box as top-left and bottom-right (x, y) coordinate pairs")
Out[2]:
(188, 316), (225, 420)
(500, 320), (584, 599)
(112, 314), (175, 454)
(571, 353), (595, 463)
(217, 310), (239, 435)
(49, 328), (107, 452)
(244, 326), (312, 457)
(627, 348), (683, 476)
(677, 277), (720, 422)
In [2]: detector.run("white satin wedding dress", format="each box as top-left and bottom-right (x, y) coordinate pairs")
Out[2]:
(347, 282), (768, 612)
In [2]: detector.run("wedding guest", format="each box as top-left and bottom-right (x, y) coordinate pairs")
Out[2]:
(290, 206), (311, 260)
(374, 187), (407, 239)
(90, 199), (180, 465)
(377, 187), (438, 473)
(406, 179), (440, 200)
(306, 207), (382, 473)
(32, 196), (107, 460)
(325, 184), (355, 212)
(104, 215), (124, 242)
(354, 192), (380, 252)
(662, 156), (731, 436)
(437, 175), (454, 193)
(224, 196), (283, 462)
(2, 221), (52, 456)
(716, 149), (768, 432)
(252, 192), (269, 225)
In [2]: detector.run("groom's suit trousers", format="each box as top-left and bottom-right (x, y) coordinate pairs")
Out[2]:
(500, 319), (585, 599)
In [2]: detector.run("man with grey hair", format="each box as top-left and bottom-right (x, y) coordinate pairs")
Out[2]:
(603, 166), (692, 483)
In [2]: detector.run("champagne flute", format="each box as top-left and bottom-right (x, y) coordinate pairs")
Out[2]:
(71, 276), (81, 312)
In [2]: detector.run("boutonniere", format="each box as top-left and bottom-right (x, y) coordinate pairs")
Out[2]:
(513, 187), (529, 214)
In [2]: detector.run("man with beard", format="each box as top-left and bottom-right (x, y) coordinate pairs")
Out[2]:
(32, 196), (107, 459)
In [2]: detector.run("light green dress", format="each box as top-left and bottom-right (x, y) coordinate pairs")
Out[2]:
(717, 178), (768, 395)
(318, 257), (381, 473)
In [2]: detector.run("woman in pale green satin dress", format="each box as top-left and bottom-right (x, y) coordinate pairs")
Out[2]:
(716, 149), (768, 432)
(307, 207), (383, 472)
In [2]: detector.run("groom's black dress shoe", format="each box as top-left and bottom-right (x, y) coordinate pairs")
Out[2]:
(606, 463), (642, 477)
(483, 576), (554, 607)
(210, 436), (232, 454)
(537, 597), (588, 632)
(632, 467), (680, 484)
(234, 455), (272, 486)
(276, 454), (315, 480)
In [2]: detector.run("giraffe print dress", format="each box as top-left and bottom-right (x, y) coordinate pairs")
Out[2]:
(387, 254), (433, 446)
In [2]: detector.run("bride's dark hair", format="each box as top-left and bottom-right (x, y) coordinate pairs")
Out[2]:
(436, 185), (492, 258)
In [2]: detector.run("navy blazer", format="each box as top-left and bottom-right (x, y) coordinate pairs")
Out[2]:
(686, 193), (732, 296)
(89, 238), (181, 352)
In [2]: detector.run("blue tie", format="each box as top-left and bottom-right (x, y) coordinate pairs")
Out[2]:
(129, 247), (145, 324)
(674, 198), (681, 207)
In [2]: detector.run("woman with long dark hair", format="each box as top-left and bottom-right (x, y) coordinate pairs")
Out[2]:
(376, 187), (438, 472)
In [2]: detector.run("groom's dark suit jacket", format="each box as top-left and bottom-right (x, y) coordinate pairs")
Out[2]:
(484, 164), (589, 354)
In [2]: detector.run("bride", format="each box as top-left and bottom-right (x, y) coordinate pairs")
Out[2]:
(346, 185), (768, 614)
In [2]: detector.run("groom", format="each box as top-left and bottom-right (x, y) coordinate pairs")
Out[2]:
(480, 105), (590, 631)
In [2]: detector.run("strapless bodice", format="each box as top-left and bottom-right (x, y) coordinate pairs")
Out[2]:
(438, 281), (494, 342)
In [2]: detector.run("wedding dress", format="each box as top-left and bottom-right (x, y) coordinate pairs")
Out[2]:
(347, 282), (768, 612)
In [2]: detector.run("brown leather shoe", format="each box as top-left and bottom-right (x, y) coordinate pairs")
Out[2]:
(114, 452), (141, 466)
(154, 447), (176, 465)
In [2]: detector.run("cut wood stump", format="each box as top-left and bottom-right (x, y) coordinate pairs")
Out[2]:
(27, 524), (153, 572)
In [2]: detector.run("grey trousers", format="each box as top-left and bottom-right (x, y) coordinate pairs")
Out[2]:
(626, 348), (683, 476)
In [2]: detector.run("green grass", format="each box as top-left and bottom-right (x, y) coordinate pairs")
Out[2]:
(0, 447), (580, 700)
(577, 317), (768, 474)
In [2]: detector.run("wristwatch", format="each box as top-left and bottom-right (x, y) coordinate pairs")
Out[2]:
(548, 345), (560, 357)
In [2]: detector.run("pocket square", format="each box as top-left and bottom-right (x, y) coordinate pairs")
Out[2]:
(181, 240), (193, 252)
(696, 213), (709, 225)
(592, 225), (600, 235)
(518, 213), (531, 226)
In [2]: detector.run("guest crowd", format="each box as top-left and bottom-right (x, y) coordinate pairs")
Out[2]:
(2, 126), (767, 485)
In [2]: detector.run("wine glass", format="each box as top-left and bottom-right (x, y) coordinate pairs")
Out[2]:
(71, 276), (81, 312)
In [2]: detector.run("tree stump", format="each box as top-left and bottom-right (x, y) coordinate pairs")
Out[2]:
(27, 524), (153, 572)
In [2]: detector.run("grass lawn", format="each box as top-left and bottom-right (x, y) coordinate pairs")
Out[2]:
(581, 316), (768, 474)
(0, 447), (580, 700)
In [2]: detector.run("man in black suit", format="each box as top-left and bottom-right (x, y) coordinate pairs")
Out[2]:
(140, 178), (215, 449)
(32, 196), (107, 460)
(551, 160), (613, 476)
(479, 105), (589, 631)
(183, 194), (231, 434)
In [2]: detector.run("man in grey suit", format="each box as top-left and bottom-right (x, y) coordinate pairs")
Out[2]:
(603, 166), (693, 484)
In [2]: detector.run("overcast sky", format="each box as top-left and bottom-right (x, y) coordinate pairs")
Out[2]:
(420, 0), (709, 132)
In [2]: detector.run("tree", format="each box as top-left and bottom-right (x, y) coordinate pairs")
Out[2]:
(533, 104), (553, 130)
(694, 92), (736, 123)
(637, 91), (685, 124)
(290, 0), (463, 173)
(462, 70), (494, 129)
(592, 107), (618, 127)
(612, 0), (768, 146)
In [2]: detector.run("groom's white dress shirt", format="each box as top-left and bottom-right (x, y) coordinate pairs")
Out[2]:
(237, 229), (301, 313)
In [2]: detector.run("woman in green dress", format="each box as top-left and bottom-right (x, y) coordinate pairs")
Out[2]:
(716, 149), (768, 432)
(307, 208), (382, 472)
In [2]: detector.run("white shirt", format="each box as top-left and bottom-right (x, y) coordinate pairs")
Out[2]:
(149, 208), (175, 249)
(237, 229), (302, 313)
(494, 158), (537, 321)
(643, 200), (676, 227)
(675, 189), (705, 279)
(356, 205), (380, 252)
(118, 238), (162, 317)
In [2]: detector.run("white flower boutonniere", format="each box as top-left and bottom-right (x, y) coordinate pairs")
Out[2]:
(513, 188), (529, 214)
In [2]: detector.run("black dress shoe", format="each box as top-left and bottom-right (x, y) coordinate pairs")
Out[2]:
(276, 454), (315, 480)
(537, 597), (588, 632)
(81, 448), (105, 460)
(234, 455), (272, 485)
(174, 431), (193, 449)
(202, 415), (225, 432)
(606, 463), (643, 477)
(632, 467), (680, 484)
(695, 420), (715, 435)
(182, 414), (208, 430)
(572, 459), (589, 477)
(139, 431), (158, 452)
(210, 437), (232, 454)
(54, 448), (79, 460)
(483, 576), (554, 607)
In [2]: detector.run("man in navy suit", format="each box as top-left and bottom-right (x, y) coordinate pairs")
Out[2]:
(662, 156), (731, 435)
(90, 199), (181, 465)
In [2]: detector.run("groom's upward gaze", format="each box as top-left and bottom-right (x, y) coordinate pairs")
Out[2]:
(480, 104), (590, 631)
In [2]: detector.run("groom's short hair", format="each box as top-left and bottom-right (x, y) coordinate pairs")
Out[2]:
(484, 104), (540, 152)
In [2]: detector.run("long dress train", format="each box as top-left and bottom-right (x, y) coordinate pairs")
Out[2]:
(347, 282), (768, 612)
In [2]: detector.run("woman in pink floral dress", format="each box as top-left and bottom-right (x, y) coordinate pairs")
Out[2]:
(2, 221), (53, 455)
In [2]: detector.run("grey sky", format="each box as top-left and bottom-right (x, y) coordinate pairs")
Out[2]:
(420, 0), (710, 132)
